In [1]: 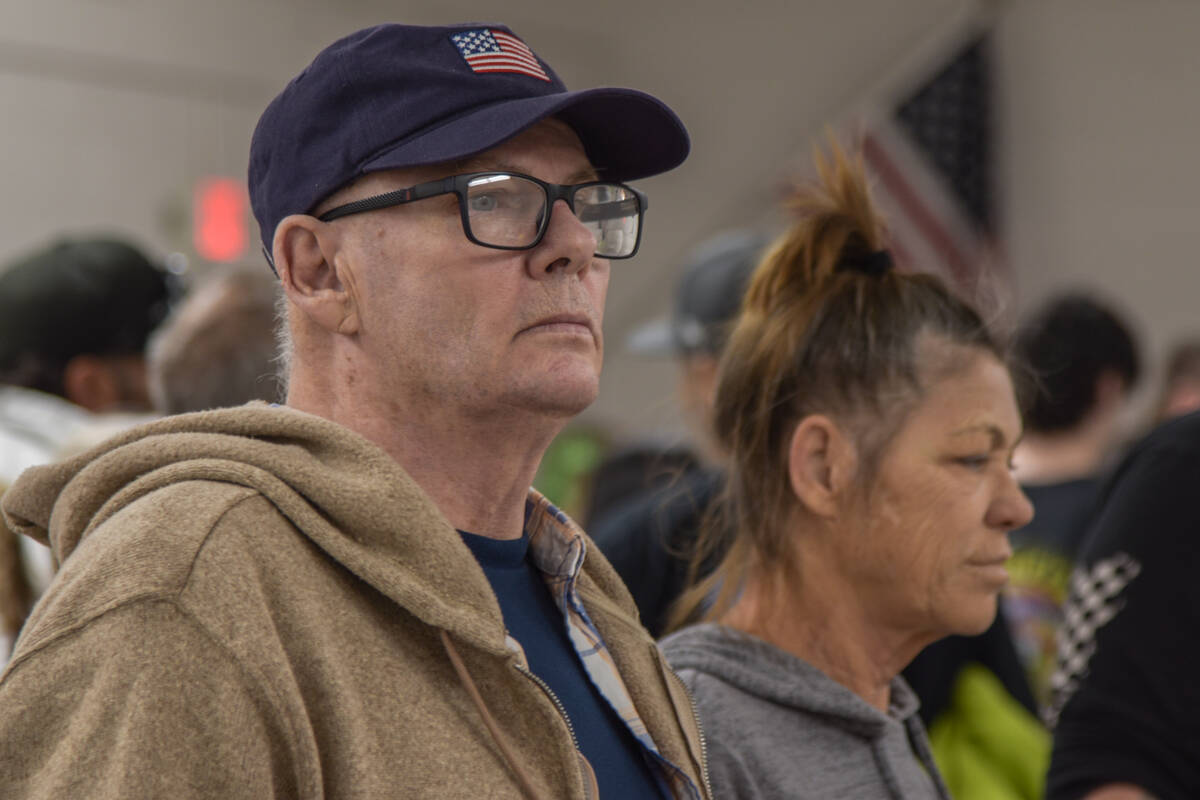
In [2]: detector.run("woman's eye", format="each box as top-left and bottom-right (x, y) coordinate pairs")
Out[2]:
(956, 455), (990, 470)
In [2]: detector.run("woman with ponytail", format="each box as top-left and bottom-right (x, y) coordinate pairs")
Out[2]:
(660, 144), (1034, 799)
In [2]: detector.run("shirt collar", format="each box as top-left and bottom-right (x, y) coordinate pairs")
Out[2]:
(524, 488), (586, 581)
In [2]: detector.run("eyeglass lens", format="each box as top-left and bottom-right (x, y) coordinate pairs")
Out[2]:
(464, 174), (639, 258)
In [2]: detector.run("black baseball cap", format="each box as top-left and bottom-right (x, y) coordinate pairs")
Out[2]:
(628, 231), (771, 356)
(249, 22), (691, 259)
(0, 236), (171, 371)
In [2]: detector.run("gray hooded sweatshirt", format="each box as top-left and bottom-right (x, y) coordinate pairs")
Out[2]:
(661, 623), (950, 800)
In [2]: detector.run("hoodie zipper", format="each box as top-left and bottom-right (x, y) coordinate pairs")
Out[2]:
(515, 664), (603, 800)
(514, 662), (580, 751)
(665, 664), (714, 800)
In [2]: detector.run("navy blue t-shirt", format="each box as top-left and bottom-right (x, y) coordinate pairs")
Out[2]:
(459, 530), (668, 799)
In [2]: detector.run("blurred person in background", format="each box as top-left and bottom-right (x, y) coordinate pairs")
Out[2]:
(622, 231), (770, 467)
(1154, 338), (1200, 421)
(1046, 408), (1200, 800)
(0, 235), (169, 661)
(661, 145), (1032, 799)
(581, 442), (702, 529)
(589, 231), (768, 636)
(146, 267), (281, 414)
(0, 22), (709, 800)
(1006, 293), (1140, 707)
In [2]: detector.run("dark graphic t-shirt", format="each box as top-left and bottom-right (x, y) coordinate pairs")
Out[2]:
(1047, 411), (1200, 800)
(1003, 477), (1102, 709)
(590, 467), (724, 638)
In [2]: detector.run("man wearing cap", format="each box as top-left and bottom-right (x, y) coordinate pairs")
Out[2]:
(0, 236), (169, 662)
(0, 22), (708, 800)
(591, 231), (767, 637)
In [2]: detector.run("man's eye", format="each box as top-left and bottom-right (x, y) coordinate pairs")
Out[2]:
(469, 193), (500, 212)
(468, 191), (535, 215)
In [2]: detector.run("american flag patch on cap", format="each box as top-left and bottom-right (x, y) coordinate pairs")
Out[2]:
(450, 29), (551, 82)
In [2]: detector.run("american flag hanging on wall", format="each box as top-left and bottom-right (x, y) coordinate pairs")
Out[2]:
(861, 34), (996, 289)
(450, 29), (551, 82)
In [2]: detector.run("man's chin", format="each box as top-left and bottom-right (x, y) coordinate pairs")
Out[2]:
(507, 374), (600, 419)
(531, 386), (599, 418)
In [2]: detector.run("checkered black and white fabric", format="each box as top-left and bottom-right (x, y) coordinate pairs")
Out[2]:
(1044, 552), (1142, 727)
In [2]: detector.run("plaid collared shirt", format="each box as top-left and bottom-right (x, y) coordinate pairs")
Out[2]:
(522, 490), (702, 800)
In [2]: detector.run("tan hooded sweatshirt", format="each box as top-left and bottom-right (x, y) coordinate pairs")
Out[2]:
(0, 404), (709, 799)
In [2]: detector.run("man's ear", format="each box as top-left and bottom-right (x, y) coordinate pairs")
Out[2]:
(786, 414), (858, 518)
(273, 214), (359, 335)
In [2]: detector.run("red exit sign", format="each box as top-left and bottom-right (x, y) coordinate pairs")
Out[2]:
(193, 177), (248, 262)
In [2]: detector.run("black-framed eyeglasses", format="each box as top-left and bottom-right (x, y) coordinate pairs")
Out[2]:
(318, 171), (648, 259)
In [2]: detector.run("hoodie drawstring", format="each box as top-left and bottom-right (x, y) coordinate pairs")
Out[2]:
(439, 629), (550, 800)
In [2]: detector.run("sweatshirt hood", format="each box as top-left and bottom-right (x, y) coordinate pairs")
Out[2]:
(661, 623), (921, 739)
(0, 402), (510, 655)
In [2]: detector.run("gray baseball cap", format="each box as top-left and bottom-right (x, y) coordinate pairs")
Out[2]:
(627, 230), (770, 356)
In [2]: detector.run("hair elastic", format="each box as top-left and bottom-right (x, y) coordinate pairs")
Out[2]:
(837, 249), (893, 277)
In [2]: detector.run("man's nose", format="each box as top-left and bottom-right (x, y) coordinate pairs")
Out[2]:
(528, 199), (598, 278)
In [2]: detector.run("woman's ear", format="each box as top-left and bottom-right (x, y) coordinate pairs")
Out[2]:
(273, 214), (359, 335)
(787, 414), (858, 518)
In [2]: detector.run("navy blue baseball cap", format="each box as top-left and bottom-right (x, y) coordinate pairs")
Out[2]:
(249, 22), (690, 260)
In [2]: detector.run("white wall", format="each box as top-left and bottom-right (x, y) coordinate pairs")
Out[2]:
(0, 0), (391, 260)
(996, 0), (1200, 414)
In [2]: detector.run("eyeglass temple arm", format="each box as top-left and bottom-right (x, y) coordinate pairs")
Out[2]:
(317, 176), (459, 222)
(319, 188), (414, 222)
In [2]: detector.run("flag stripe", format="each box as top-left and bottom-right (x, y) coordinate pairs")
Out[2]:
(853, 33), (995, 292)
(884, 229), (916, 272)
(490, 31), (548, 78)
(863, 131), (973, 283)
(492, 31), (536, 55)
(467, 63), (550, 80)
(466, 53), (543, 70)
(472, 65), (545, 75)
